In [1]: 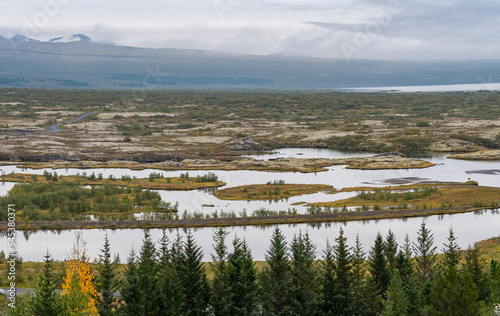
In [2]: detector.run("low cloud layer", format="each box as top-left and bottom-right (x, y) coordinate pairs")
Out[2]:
(0, 0), (498, 60)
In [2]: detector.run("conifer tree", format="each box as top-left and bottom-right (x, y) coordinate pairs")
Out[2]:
(413, 222), (437, 284)
(119, 249), (140, 316)
(442, 228), (460, 269)
(96, 233), (118, 316)
(260, 228), (292, 315)
(178, 231), (210, 316)
(385, 230), (398, 270)
(395, 251), (422, 315)
(352, 234), (371, 316)
(463, 244), (491, 303)
(31, 250), (66, 316)
(160, 232), (184, 315)
(289, 231), (319, 315)
(461, 270), (480, 316)
(332, 228), (353, 316)
(227, 237), (258, 315)
(381, 271), (409, 316)
(320, 239), (336, 315)
(209, 228), (232, 316)
(490, 260), (500, 305)
(137, 231), (162, 315)
(430, 264), (462, 316)
(369, 232), (390, 297)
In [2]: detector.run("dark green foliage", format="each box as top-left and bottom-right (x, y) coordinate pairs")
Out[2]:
(331, 228), (354, 316)
(381, 271), (409, 316)
(385, 230), (398, 270)
(491, 260), (500, 305)
(352, 234), (372, 316)
(413, 222), (437, 285)
(289, 231), (319, 315)
(209, 228), (232, 316)
(369, 233), (390, 300)
(96, 234), (118, 316)
(227, 237), (258, 315)
(463, 245), (491, 303)
(119, 250), (141, 316)
(136, 231), (162, 315)
(442, 228), (460, 269)
(320, 240), (337, 315)
(30, 251), (66, 315)
(178, 231), (210, 316)
(260, 228), (292, 315)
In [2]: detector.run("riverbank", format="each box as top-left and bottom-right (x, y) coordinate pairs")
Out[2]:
(1, 206), (495, 231)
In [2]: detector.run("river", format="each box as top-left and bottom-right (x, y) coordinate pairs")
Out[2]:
(0, 148), (499, 261)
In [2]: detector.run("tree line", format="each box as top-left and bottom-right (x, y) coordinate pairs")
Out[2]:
(7, 223), (500, 315)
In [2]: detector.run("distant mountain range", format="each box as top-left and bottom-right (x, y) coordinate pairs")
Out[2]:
(0, 33), (499, 90)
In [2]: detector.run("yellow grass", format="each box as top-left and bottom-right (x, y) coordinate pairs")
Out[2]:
(213, 183), (333, 200)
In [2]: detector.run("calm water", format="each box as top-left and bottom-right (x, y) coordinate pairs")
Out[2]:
(1, 148), (499, 261)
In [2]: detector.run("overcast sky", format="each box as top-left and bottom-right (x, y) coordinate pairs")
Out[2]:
(0, 0), (498, 60)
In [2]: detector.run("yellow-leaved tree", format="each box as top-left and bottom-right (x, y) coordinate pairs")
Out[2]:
(62, 231), (100, 315)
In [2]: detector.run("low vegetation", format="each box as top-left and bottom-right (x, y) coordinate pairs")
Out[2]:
(213, 183), (333, 200)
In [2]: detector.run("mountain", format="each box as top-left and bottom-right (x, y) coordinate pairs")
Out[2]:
(0, 35), (499, 90)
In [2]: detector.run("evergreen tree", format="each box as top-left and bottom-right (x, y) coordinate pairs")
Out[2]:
(381, 271), (409, 316)
(260, 228), (292, 315)
(136, 231), (162, 315)
(385, 230), (398, 270)
(119, 249), (140, 316)
(461, 270), (480, 316)
(491, 260), (500, 305)
(289, 231), (319, 315)
(463, 244), (491, 303)
(402, 234), (413, 259)
(30, 250), (66, 316)
(352, 234), (371, 316)
(369, 232), (390, 314)
(332, 228), (353, 316)
(395, 251), (422, 315)
(413, 222), (437, 284)
(96, 233), (118, 316)
(442, 228), (460, 269)
(227, 237), (258, 315)
(429, 263), (463, 316)
(178, 231), (210, 316)
(413, 222), (437, 305)
(161, 233), (184, 315)
(320, 240), (336, 315)
(209, 228), (232, 316)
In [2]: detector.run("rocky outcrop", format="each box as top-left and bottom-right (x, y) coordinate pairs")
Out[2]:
(225, 137), (262, 150)
(374, 152), (406, 158)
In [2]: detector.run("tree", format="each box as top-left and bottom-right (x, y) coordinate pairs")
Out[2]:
(385, 230), (398, 270)
(381, 271), (409, 316)
(332, 228), (353, 316)
(96, 233), (118, 316)
(30, 250), (66, 316)
(136, 231), (162, 315)
(463, 244), (491, 303)
(209, 228), (232, 316)
(352, 233), (371, 316)
(119, 249), (140, 316)
(178, 231), (210, 316)
(369, 232), (390, 298)
(442, 228), (460, 269)
(227, 237), (258, 315)
(395, 251), (422, 315)
(413, 222), (437, 284)
(491, 260), (500, 305)
(320, 239), (336, 315)
(260, 228), (292, 315)
(289, 231), (319, 315)
(61, 232), (99, 315)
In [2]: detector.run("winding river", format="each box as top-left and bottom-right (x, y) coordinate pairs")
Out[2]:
(1, 148), (499, 261)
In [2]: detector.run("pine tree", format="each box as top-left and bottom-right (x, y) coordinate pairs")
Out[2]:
(442, 228), (460, 269)
(119, 249), (140, 316)
(463, 244), (491, 303)
(289, 231), (319, 315)
(395, 251), (422, 315)
(178, 231), (210, 316)
(209, 228), (232, 316)
(369, 232), (390, 297)
(413, 222), (437, 284)
(320, 239), (336, 315)
(260, 228), (292, 315)
(332, 228), (353, 316)
(227, 237), (258, 315)
(96, 233), (118, 316)
(61, 232), (99, 315)
(461, 270), (480, 316)
(413, 222), (437, 305)
(381, 271), (409, 316)
(385, 230), (398, 270)
(30, 250), (66, 316)
(157, 231), (179, 315)
(352, 234), (371, 316)
(491, 260), (500, 305)
(137, 230), (162, 315)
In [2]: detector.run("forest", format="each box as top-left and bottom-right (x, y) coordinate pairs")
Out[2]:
(2, 223), (500, 315)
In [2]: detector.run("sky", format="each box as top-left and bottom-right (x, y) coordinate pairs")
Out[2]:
(0, 0), (499, 60)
